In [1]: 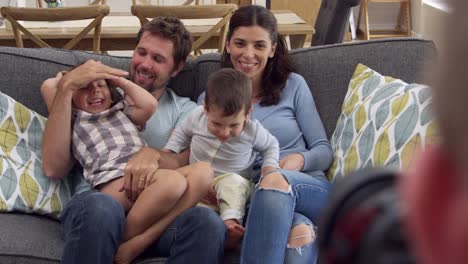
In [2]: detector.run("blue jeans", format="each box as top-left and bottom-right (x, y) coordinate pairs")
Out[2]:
(60, 190), (226, 264)
(240, 170), (331, 264)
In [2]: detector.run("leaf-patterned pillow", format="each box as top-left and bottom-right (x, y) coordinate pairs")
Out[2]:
(327, 64), (439, 181)
(0, 91), (89, 218)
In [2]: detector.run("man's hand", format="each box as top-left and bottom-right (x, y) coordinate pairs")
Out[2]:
(279, 153), (305, 171)
(121, 147), (161, 201)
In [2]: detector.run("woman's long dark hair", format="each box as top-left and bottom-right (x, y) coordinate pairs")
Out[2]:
(221, 5), (295, 106)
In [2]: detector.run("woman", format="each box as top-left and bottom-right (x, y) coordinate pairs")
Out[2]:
(216, 5), (333, 264)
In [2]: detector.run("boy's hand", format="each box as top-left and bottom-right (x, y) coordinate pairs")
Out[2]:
(200, 186), (218, 207)
(108, 76), (132, 89)
(59, 60), (128, 92)
(260, 165), (277, 176)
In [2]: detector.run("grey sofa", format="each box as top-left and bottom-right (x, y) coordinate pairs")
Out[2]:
(0, 38), (435, 263)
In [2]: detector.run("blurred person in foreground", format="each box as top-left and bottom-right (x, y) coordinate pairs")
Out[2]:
(401, 1), (468, 263)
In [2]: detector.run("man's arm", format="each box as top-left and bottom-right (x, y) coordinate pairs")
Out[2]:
(41, 60), (129, 179)
(41, 72), (75, 179)
(122, 90), (196, 199)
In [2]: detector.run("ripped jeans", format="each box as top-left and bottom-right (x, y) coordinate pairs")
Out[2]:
(240, 169), (331, 264)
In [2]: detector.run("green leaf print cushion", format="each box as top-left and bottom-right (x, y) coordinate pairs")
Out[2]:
(0, 91), (89, 218)
(327, 64), (439, 181)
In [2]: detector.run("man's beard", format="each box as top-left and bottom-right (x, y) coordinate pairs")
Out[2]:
(144, 81), (167, 93)
(130, 73), (169, 93)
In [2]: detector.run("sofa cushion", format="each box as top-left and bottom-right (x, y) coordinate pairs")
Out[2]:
(0, 47), (195, 118)
(193, 39), (436, 140)
(290, 38), (436, 140)
(0, 213), (62, 264)
(327, 64), (438, 181)
(0, 91), (89, 217)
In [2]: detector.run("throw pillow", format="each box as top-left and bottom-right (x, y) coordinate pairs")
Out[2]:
(327, 64), (438, 181)
(0, 91), (89, 217)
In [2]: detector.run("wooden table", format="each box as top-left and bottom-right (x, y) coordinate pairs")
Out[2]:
(0, 10), (314, 51)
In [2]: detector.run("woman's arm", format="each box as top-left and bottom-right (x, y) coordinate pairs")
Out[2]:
(290, 74), (334, 172)
(111, 77), (157, 127)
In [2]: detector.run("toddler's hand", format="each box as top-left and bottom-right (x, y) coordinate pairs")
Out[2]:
(200, 186), (217, 206)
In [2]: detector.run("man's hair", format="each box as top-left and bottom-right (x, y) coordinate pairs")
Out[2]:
(136, 16), (193, 69)
(204, 68), (252, 117)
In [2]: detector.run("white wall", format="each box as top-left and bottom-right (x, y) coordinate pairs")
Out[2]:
(351, 0), (450, 46)
(419, 0), (450, 49)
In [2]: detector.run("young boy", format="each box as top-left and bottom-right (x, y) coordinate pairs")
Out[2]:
(164, 68), (280, 248)
(41, 70), (189, 261)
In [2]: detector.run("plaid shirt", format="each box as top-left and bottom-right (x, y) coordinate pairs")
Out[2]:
(72, 100), (146, 187)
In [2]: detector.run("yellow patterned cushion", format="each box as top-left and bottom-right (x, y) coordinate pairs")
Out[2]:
(327, 64), (439, 181)
(0, 91), (88, 217)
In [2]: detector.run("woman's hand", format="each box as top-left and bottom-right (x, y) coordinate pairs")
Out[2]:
(279, 153), (305, 171)
(121, 147), (161, 201)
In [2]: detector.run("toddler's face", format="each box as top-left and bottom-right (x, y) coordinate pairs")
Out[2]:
(72, 79), (112, 114)
(205, 106), (249, 142)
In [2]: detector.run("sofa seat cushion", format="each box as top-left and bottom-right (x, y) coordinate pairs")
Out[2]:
(0, 213), (62, 263)
(0, 212), (237, 263)
(328, 64), (438, 181)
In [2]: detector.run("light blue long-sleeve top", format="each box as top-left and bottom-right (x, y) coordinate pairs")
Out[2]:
(199, 72), (333, 177)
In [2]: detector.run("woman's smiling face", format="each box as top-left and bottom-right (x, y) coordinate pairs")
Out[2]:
(225, 25), (276, 83)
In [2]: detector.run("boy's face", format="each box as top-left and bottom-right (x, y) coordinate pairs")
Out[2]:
(204, 105), (250, 142)
(72, 80), (112, 114)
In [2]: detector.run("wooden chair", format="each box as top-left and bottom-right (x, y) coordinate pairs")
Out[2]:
(0, 5), (110, 53)
(216, 0), (252, 6)
(36, 0), (107, 8)
(357, 0), (411, 40)
(132, 0), (200, 5)
(131, 4), (237, 53)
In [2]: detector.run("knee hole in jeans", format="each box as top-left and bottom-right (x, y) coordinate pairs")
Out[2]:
(258, 171), (289, 191)
(287, 224), (316, 248)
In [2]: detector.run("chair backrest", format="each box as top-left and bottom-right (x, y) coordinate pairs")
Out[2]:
(131, 0), (199, 5)
(36, 0), (107, 8)
(0, 5), (110, 53)
(311, 0), (361, 46)
(131, 4), (237, 53)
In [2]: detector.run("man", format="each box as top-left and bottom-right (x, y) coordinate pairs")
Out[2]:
(41, 17), (226, 264)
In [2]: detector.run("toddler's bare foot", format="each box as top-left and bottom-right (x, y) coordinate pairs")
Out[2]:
(224, 219), (244, 250)
(114, 236), (145, 264)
